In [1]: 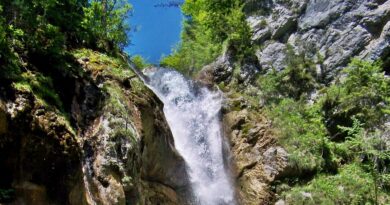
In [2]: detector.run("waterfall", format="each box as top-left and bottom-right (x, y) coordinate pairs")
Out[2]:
(144, 68), (236, 205)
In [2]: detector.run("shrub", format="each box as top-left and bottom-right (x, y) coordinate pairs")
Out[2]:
(283, 164), (381, 205)
(266, 99), (333, 175)
(161, 0), (252, 75)
(131, 55), (150, 70)
(257, 46), (318, 103)
(320, 59), (390, 138)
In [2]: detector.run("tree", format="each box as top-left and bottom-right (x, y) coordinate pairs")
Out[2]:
(161, 0), (252, 75)
(82, 0), (132, 53)
(321, 59), (390, 138)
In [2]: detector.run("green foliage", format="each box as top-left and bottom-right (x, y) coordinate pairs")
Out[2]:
(320, 59), (390, 137)
(13, 72), (63, 111)
(131, 55), (150, 70)
(0, 0), (132, 81)
(72, 48), (134, 81)
(283, 164), (386, 204)
(161, 0), (252, 75)
(338, 119), (390, 195)
(258, 59), (390, 203)
(257, 46), (318, 102)
(0, 6), (21, 81)
(82, 0), (132, 53)
(267, 99), (333, 175)
(160, 19), (222, 75)
(0, 188), (15, 202)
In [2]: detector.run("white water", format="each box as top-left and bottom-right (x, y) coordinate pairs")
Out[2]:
(145, 68), (236, 205)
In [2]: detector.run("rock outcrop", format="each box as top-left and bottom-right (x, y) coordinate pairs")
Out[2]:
(247, 0), (390, 79)
(0, 89), (82, 205)
(222, 98), (288, 205)
(0, 49), (190, 205)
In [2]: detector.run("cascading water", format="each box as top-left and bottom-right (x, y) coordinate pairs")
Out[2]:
(144, 68), (236, 205)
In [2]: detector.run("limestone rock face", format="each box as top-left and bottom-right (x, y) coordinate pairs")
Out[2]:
(223, 101), (288, 205)
(256, 42), (287, 72)
(248, 0), (390, 77)
(0, 50), (189, 205)
(72, 52), (190, 205)
(0, 90), (82, 205)
(196, 1), (390, 204)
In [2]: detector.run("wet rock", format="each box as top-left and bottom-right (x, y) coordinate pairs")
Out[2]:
(0, 90), (83, 205)
(12, 181), (49, 205)
(72, 68), (189, 205)
(223, 109), (277, 205)
(0, 49), (190, 205)
(138, 93), (190, 190)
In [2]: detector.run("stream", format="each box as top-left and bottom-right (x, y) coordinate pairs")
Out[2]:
(145, 68), (236, 205)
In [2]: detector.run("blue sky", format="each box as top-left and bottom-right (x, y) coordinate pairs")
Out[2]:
(125, 0), (183, 64)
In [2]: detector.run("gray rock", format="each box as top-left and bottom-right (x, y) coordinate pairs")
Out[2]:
(271, 6), (297, 40)
(248, 0), (389, 78)
(299, 0), (351, 30)
(275, 199), (286, 205)
(361, 1), (390, 34)
(262, 147), (288, 182)
(323, 25), (371, 71)
(239, 62), (261, 84)
(248, 16), (271, 43)
(364, 21), (390, 61)
(197, 52), (234, 85)
(256, 42), (287, 72)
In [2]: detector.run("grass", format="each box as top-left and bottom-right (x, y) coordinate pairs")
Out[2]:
(72, 48), (135, 81)
(13, 71), (63, 111)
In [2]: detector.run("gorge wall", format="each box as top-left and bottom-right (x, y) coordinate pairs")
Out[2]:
(197, 0), (390, 204)
(0, 49), (190, 205)
(0, 0), (389, 205)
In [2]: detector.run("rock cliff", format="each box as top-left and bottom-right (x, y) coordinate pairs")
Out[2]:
(198, 0), (390, 204)
(0, 49), (190, 205)
(247, 0), (390, 78)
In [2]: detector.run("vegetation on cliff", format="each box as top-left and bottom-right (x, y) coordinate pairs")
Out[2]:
(0, 1), (139, 203)
(0, 0), (132, 82)
(164, 0), (390, 203)
(160, 0), (252, 75)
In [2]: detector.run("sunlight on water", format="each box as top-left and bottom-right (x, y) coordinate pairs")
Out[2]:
(145, 68), (236, 205)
